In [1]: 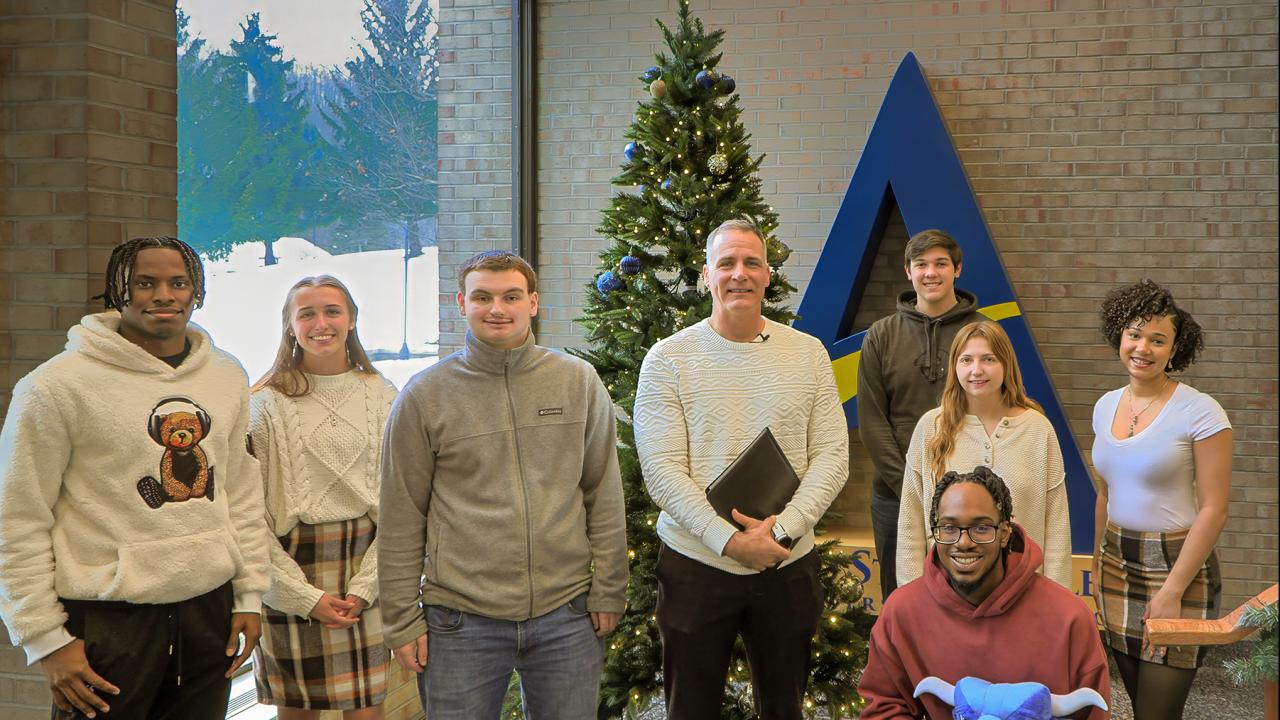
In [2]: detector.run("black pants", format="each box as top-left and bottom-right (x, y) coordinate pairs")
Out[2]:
(871, 491), (900, 602)
(54, 582), (234, 720)
(655, 545), (823, 720)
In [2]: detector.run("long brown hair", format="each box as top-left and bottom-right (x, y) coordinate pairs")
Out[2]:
(926, 320), (1041, 481)
(252, 275), (379, 397)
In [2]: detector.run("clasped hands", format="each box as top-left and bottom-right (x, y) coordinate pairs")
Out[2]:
(723, 508), (791, 572)
(310, 593), (368, 629)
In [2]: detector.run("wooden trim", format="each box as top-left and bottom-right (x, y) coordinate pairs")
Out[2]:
(1146, 583), (1278, 646)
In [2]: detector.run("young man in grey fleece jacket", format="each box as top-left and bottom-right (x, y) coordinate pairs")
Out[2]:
(857, 229), (982, 604)
(378, 250), (628, 720)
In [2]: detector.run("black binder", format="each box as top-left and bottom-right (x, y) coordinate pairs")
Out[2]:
(705, 427), (800, 530)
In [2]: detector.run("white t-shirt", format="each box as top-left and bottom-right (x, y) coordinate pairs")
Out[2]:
(1092, 383), (1230, 531)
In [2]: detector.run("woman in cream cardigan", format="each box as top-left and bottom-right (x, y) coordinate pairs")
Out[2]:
(895, 320), (1072, 590)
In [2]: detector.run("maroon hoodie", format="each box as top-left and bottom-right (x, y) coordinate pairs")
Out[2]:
(858, 525), (1110, 720)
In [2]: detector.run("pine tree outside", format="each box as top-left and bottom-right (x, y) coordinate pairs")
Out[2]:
(177, 1), (441, 388)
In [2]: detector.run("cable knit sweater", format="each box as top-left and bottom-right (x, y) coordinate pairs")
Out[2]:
(249, 371), (398, 618)
(896, 407), (1073, 590)
(634, 318), (849, 575)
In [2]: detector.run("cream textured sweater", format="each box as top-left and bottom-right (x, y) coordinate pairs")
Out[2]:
(896, 407), (1073, 590)
(634, 318), (849, 575)
(0, 313), (270, 664)
(249, 371), (398, 618)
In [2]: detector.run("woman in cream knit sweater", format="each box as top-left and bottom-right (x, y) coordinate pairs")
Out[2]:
(895, 320), (1072, 590)
(249, 275), (398, 719)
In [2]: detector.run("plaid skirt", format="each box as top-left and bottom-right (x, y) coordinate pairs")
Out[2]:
(254, 515), (388, 709)
(1097, 520), (1221, 669)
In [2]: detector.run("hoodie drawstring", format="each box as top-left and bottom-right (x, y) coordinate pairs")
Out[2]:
(167, 603), (183, 686)
(916, 317), (945, 383)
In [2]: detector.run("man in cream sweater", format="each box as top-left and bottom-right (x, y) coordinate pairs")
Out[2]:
(378, 250), (627, 719)
(0, 237), (270, 719)
(633, 219), (848, 720)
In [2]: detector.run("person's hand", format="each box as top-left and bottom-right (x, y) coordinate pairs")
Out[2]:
(225, 612), (261, 677)
(1090, 557), (1102, 602)
(340, 594), (369, 619)
(392, 634), (429, 673)
(722, 509), (791, 571)
(310, 594), (359, 629)
(40, 640), (119, 718)
(1141, 586), (1183, 662)
(591, 611), (622, 637)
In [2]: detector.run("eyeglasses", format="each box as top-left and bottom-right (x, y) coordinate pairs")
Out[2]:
(931, 524), (1001, 545)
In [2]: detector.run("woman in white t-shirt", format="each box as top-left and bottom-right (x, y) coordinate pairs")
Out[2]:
(1091, 279), (1232, 720)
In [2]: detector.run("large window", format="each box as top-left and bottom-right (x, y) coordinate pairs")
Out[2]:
(178, 0), (441, 388)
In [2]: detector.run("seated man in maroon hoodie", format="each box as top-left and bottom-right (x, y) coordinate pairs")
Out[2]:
(858, 466), (1109, 720)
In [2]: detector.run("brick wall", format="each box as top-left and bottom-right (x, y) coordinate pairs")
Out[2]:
(1, 1), (180, 714)
(2, 0), (1277, 712)
(533, 0), (1278, 609)
(435, 0), (514, 352)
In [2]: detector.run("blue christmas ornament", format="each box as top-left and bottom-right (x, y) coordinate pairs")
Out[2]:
(641, 66), (661, 83)
(717, 75), (736, 94)
(660, 177), (675, 191)
(620, 255), (642, 275)
(624, 141), (640, 161)
(695, 69), (717, 90)
(596, 270), (625, 293)
(638, 184), (647, 194)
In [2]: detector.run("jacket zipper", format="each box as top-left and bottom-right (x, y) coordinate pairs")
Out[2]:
(505, 356), (537, 618)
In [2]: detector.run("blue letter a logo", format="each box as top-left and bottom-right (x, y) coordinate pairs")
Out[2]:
(794, 53), (1095, 553)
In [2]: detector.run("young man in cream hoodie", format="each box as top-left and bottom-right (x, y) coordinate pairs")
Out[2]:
(0, 237), (271, 719)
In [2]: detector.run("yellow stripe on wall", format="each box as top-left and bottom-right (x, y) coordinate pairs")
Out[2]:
(833, 351), (860, 403)
(978, 301), (1021, 322)
(830, 301), (1022, 404)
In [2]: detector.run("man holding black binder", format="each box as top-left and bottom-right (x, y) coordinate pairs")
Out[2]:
(634, 218), (849, 720)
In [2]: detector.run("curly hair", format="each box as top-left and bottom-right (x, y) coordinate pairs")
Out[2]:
(929, 465), (1014, 531)
(1100, 279), (1203, 372)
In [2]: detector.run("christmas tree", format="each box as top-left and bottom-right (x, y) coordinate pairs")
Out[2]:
(571, 2), (873, 718)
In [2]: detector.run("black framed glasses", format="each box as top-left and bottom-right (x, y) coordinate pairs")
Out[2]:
(931, 524), (1001, 545)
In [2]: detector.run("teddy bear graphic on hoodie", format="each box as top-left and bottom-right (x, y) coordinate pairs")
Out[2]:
(137, 396), (216, 509)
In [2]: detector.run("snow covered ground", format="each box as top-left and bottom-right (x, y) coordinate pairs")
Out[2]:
(194, 236), (441, 389)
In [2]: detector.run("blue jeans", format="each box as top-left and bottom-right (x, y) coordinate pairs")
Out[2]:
(418, 593), (604, 719)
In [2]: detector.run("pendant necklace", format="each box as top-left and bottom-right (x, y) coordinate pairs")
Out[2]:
(1126, 376), (1170, 438)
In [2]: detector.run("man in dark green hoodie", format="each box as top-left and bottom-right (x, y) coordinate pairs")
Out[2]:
(857, 229), (982, 603)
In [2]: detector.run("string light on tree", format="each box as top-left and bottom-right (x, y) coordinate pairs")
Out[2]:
(571, 3), (869, 717)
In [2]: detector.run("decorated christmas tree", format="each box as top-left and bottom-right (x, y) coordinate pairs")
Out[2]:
(571, 2), (873, 718)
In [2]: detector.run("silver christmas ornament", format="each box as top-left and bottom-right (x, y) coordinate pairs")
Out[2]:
(707, 153), (728, 175)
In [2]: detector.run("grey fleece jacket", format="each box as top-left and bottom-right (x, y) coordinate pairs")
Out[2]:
(857, 289), (981, 499)
(377, 331), (628, 649)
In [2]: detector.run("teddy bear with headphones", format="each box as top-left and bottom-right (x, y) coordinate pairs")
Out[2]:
(137, 397), (215, 509)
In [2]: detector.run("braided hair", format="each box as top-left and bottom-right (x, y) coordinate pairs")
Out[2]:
(929, 465), (1014, 532)
(98, 236), (206, 310)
